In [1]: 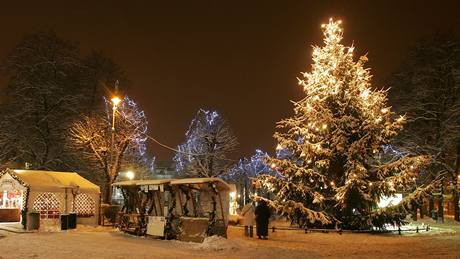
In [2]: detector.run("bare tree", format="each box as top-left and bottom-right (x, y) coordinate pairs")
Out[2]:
(174, 109), (238, 178)
(390, 36), (460, 221)
(69, 96), (148, 203)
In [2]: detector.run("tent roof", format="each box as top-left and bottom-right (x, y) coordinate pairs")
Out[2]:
(0, 169), (100, 193)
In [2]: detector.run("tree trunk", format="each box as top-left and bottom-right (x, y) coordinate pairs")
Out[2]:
(429, 196), (434, 218)
(103, 173), (113, 204)
(454, 179), (459, 221)
(438, 185), (444, 223)
(453, 142), (460, 221)
(419, 201), (424, 219)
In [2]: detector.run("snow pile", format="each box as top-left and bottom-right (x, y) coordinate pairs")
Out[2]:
(194, 235), (241, 251)
(39, 220), (60, 232)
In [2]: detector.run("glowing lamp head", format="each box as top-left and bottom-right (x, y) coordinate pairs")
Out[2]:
(126, 171), (135, 180)
(111, 96), (122, 106)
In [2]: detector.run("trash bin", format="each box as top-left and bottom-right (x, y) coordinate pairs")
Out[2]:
(68, 213), (77, 229)
(21, 210), (27, 229)
(61, 214), (69, 230)
(26, 211), (40, 230)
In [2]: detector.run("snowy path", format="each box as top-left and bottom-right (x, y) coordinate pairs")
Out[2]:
(0, 222), (459, 258)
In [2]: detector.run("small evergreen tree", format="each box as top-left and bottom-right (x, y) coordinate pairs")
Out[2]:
(255, 19), (434, 230)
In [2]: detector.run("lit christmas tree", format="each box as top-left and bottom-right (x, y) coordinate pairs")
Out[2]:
(255, 18), (434, 230)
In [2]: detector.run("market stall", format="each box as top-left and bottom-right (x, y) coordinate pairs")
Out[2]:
(169, 178), (230, 242)
(113, 177), (231, 242)
(0, 168), (100, 227)
(113, 179), (171, 236)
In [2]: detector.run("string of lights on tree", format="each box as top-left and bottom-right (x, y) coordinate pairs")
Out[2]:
(254, 18), (436, 230)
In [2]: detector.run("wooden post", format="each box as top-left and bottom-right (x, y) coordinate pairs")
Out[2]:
(152, 191), (158, 216)
(155, 191), (163, 216)
(177, 187), (184, 215)
(216, 190), (227, 230)
(189, 189), (198, 217)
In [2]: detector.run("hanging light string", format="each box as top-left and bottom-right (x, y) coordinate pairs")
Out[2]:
(113, 108), (238, 162)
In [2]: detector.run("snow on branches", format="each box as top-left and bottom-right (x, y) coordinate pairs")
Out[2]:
(174, 109), (238, 178)
(255, 18), (432, 230)
(68, 96), (148, 203)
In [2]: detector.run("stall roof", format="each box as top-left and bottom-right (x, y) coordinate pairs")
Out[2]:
(112, 178), (231, 191)
(112, 179), (171, 187)
(170, 178), (230, 191)
(0, 169), (100, 193)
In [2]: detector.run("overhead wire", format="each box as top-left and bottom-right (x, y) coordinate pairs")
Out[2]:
(114, 108), (238, 162)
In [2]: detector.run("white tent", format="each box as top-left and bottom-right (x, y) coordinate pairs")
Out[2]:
(0, 168), (100, 225)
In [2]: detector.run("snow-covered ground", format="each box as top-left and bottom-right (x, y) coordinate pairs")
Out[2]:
(0, 219), (459, 259)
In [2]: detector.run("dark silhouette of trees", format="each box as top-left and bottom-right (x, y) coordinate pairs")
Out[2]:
(390, 35), (460, 221)
(0, 31), (127, 183)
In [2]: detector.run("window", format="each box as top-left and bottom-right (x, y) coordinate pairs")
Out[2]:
(73, 194), (96, 217)
(33, 192), (61, 219)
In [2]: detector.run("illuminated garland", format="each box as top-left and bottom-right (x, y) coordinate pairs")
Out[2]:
(0, 168), (31, 211)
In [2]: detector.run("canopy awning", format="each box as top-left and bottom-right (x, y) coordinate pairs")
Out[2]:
(0, 169), (100, 194)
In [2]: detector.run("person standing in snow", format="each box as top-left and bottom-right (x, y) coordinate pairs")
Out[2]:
(241, 202), (255, 237)
(255, 200), (271, 239)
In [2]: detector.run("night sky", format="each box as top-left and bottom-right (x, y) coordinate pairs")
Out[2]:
(1, 1), (459, 161)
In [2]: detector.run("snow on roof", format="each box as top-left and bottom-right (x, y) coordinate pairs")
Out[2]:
(112, 179), (171, 187)
(170, 178), (230, 191)
(112, 177), (230, 191)
(0, 169), (100, 193)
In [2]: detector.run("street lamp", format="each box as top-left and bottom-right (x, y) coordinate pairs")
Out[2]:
(126, 171), (135, 180)
(111, 96), (122, 131)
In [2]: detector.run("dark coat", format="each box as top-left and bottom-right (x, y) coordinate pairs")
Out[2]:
(255, 201), (271, 236)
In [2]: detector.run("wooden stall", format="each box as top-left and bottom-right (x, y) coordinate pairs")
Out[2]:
(169, 178), (230, 242)
(112, 177), (231, 242)
(112, 179), (171, 236)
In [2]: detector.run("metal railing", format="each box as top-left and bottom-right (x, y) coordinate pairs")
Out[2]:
(231, 224), (431, 235)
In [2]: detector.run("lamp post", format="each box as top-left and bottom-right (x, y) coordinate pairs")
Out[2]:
(110, 96), (121, 166)
(108, 95), (121, 204)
